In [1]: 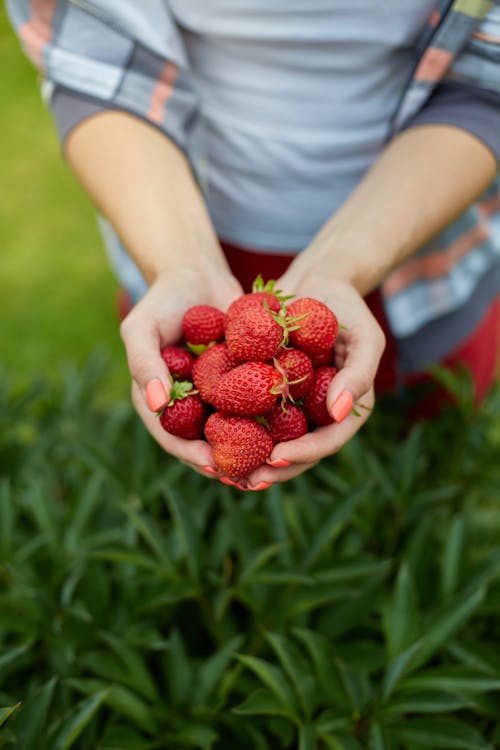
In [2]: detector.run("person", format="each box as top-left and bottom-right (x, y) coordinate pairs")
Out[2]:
(7, 0), (500, 490)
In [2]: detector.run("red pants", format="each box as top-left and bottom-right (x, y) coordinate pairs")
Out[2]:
(221, 241), (500, 408)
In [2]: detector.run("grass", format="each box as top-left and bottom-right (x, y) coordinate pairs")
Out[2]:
(0, 6), (128, 399)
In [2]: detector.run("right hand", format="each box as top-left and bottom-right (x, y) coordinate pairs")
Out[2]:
(120, 265), (242, 477)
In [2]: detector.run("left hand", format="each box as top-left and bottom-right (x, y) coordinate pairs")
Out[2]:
(245, 273), (386, 487)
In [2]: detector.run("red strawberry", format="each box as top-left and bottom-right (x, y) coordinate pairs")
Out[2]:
(310, 349), (334, 368)
(225, 291), (282, 327)
(192, 343), (238, 403)
(275, 348), (313, 400)
(303, 366), (338, 426)
(159, 381), (206, 439)
(287, 298), (338, 357)
(266, 403), (309, 444)
(182, 305), (225, 347)
(205, 413), (273, 478)
(160, 345), (195, 380)
(225, 305), (284, 361)
(211, 362), (282, 416)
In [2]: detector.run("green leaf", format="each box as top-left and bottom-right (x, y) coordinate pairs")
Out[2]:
(64, 472), (104, 553)
(369, 723), (388, 750)
(233, 689), (295, 719)
(384, 689), (474, 716)
(292, 628), (350, 709)
(400, 667), (500, 696)
(193, 635), (244, 705)
(298, 725), (317, 750)
(163, 486), (201, 582)
(67, 679), (156, 734)
(265, 632), (315, 720)
(0, 641), (35, 676)
(14, 676), (58, 750)
(100, 632), (159, 702)
(398, 424), (423, 496)
(86, 547), (159, 572)
(303, 486), (368, 569)
(163, 630), (193, 708)
(0, 705), (21, 729)
(118, 503), (174, 574)
(388, 717), (492, 749)
(383, 561), (419, 659)
(236, 655), (298, 714)
(383, 586), (486, 697)
(52, 690), (110, 750)
(320, 734), (363, 750)
(441, 514), (466, 598)
(322, 570), (387, 639)
(0, 480), (15, 559)
(173, 725), (218, 749)
(237, 542), (286, 584)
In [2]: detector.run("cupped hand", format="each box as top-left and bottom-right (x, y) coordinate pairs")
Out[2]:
(246, 273), (386, 487)
(120, 265), (242, 477)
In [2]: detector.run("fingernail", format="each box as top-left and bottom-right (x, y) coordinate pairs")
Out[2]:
(266, 457), (292, 468)
(219, 476), (238, 486)
(202, 465), (219, 475)
(146, 379), (168, 412)
(219, 476), (247, 489)
(331, 390), (353, 423)
(249, 481), (273, 492)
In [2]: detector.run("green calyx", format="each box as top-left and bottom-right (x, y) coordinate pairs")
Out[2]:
(186, 341), (213, 356)
(252, 274), (295, 305)
(264, 301), (310, 349)
(168, 380), (198, 406)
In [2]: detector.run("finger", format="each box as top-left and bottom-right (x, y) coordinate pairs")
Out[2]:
(120, 308), (175, 413)
(247, 460), (317, 487)
(262, 389), (374, 466)
(327, 322), (384, 422)
(131, 382), (216, 469)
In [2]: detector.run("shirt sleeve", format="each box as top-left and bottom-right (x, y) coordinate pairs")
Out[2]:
(5, 0), (199, 158)
(406, 80), (500, 166)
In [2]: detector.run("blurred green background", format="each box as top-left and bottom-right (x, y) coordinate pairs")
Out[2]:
(0, 6), (127, 398)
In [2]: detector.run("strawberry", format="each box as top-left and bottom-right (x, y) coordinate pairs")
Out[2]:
(266, 403), (309, 444)
(287, 298), (338, 357)
(182, 305), (225, 348)
(159, 381), (206, 439)
(160, 345), (195, 380)
(225, 305), (284, 361)
(224, 274), (289, 326)
(205, 412), (273, 478)
(275, 348), (313, 400)
(192, 343), (238, 403)
(225, 291), (282, 326)
(211, 362), (282, 416)
(310, 349), (334, 368)
(303, 366), (338, 426)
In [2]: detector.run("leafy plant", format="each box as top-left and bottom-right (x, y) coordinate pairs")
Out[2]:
(1, 355), (500, 748)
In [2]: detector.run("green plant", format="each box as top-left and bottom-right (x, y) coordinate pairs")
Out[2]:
(1, 355), (500, 748)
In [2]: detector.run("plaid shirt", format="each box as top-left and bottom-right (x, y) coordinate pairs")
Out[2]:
(6, 0), (500, 346)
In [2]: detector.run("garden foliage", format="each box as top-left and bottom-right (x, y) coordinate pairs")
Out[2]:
(1, 355), (500, 749)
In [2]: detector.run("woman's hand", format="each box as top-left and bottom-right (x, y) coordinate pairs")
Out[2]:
(245, 273), (386, 487)
(120, 265), (242, 477)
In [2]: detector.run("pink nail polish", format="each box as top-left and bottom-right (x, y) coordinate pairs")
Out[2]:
(250, 481), (273, 492)
(146, 379), (168, 412)
(331, 390), (353, 423)
(219, 476), (238, 487)
(266, 457), (292, 468)
(202, 465), (219, 475)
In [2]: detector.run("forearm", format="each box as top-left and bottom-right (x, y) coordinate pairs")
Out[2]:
(65, 111), (228, 284)
(291, 125), (497, 295)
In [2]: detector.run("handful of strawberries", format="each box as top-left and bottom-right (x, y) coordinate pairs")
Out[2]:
(157, 277), (344, 480)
